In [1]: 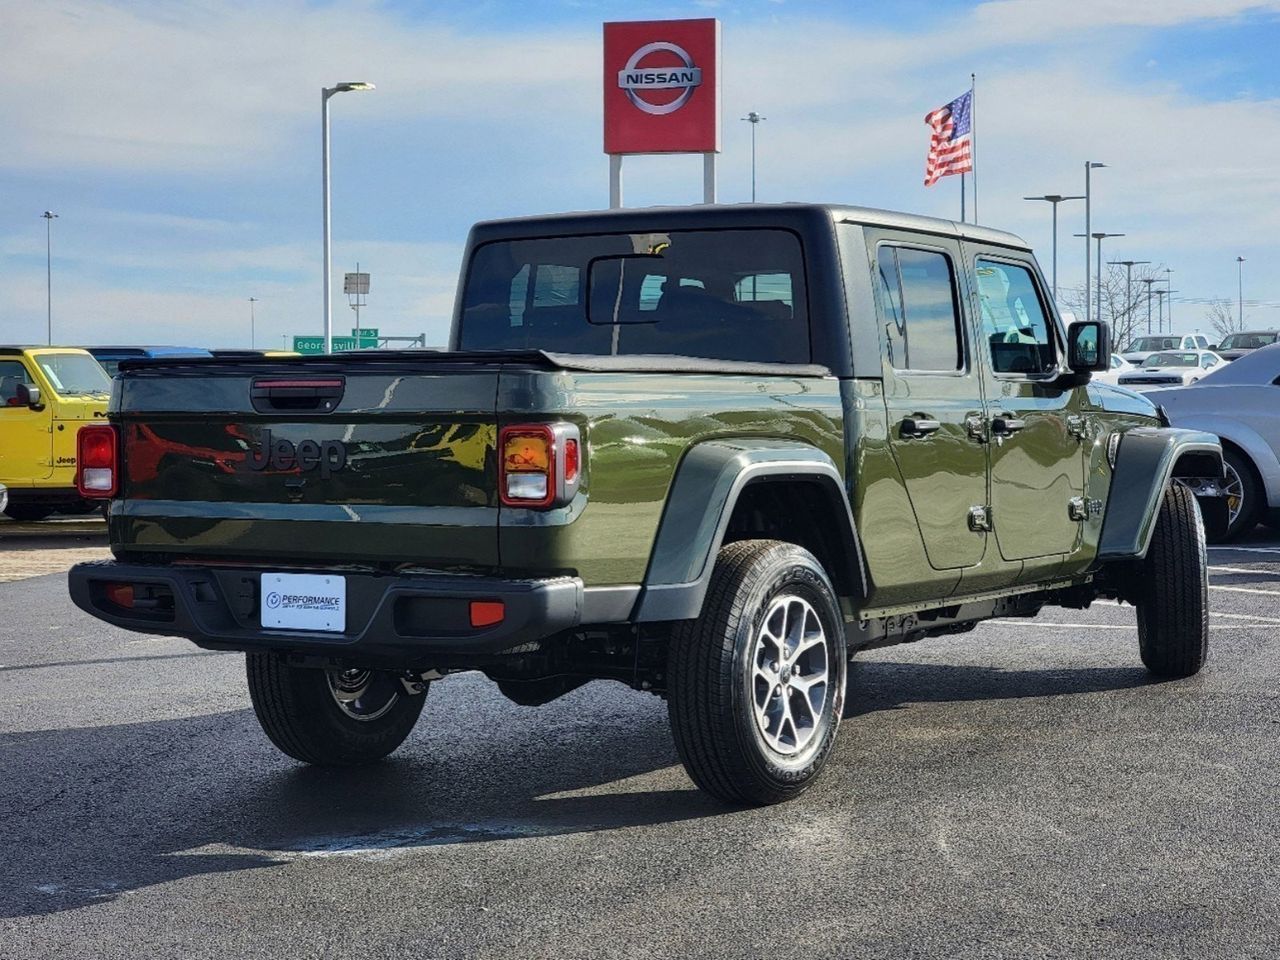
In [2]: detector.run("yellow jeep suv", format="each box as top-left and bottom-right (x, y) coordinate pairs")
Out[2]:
(0, 347), (111, 521)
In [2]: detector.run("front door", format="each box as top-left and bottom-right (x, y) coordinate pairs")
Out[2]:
(873, 235), (988, 571)
(0, 358), (53, 483)
(970, 254), (1086, 564)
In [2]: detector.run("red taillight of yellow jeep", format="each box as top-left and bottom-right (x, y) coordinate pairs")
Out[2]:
(498, 423), (581, 509)
(77, 424), (119, 499)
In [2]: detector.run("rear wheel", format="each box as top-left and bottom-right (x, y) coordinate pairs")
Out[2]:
(1134, 484), (1209, 678)
(667, 540), (847, 806)
(3, 504), (54, 522)
(246, 654), (427, 765)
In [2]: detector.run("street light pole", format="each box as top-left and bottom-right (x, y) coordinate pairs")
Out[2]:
(1107, 259), (1150, 342)
(1075, 231), (1124, 323)
(1153, 289), (1168, 333)
(1237, 256), (1246, 328)
(248, 297), (259, 349)
(322, 81), (375, 355)
(1084, 162), (1106, 322)
(741, 112), (765, 202)
(1023, 194), (1084, 299)
(42, 211), (58, 345)
(1139, 278), (1156, 335)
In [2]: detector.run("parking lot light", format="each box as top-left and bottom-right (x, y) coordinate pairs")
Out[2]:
(322, 81), (375, 355)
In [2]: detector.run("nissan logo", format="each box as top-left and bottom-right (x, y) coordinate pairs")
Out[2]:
(617, 41), (702, 116)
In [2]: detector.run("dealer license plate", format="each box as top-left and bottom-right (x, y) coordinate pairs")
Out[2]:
(260, 573), (347, 633)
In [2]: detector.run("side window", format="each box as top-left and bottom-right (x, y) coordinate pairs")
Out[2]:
(0, 360), (29, 406)
(975, 259), (1056, 375)
(1196, 336), (1209, 349)
(875, 246), (963, 371)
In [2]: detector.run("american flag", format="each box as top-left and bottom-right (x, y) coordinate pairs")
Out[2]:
(924, 90), (973, 187)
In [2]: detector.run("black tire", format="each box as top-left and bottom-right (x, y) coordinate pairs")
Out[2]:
(3, 504), (54, 522)
(667, 539), (847, 806)
(246, 653), (426, 766)
(1215, 447), (1263, 543)
(1135, 484), (1209, 678)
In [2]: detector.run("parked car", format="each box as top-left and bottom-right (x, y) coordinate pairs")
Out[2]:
(1157, 342), (1280, 541)
(1121, 333), (1212, 365)
(87, 345), (212, 377)
(1117, 349), (1224, 389)
(1091, 353), (1137, 385)
(0, 346), (111, 520)
(69, 202), (1221, 807)
(1213, 330), (1278, 362)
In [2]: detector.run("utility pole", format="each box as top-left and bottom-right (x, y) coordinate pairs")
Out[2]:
(248, 297), (259, 349)
(42, 211), (58, 345)
(1163, 268), (1174, 328)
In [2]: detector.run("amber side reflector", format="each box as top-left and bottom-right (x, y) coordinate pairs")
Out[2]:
(470, 600), (505, 628)
(105, 583), (135, 608)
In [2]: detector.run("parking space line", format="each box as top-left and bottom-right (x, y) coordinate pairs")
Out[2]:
(990, 621), (1274, 630)
(1208, 545), (1280, 555)
(1208, 565), (1280, 576)
(1209, 584), (1280, 596)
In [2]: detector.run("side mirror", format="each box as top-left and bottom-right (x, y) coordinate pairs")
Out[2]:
(1067, 320), (1110, 373)
(16, 383), (43, 410)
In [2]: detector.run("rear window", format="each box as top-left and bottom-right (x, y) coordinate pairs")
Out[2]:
(458, 229), (810, 363)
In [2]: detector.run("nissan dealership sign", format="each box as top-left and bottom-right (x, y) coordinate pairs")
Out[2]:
(604, 19), (721, 155)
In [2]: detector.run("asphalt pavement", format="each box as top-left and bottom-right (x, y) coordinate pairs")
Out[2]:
(2, 534), (1279, 958)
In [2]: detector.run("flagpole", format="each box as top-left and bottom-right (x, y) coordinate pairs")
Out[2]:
(960, 173), (966, 222)
(970, 72), (978, 224)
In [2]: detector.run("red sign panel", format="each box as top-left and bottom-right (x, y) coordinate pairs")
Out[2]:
(603, 18), (721, 155)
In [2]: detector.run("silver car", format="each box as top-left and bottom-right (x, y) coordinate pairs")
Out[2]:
(1117, 349), (1224, 390)
(1156, 342), (1280, 540)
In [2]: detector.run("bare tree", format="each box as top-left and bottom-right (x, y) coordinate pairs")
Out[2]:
(1058, 262), (1168, 348)
(1204, 299), (1242, 342)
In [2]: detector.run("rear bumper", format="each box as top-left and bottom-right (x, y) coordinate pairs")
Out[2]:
(67, 560), (627, 667)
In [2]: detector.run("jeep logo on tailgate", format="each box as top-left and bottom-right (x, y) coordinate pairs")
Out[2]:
(248, 429), (347, 478)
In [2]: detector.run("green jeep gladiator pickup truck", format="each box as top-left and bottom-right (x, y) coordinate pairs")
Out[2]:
(69, 203), (1223, 805)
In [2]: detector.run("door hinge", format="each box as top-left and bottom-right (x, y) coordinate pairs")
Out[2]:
(1068, 496), (1104, 521)
(968, 505), (992, 532)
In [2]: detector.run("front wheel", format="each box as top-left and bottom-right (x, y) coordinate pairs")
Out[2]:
(246, 654), (427, 765)
(667, 540), (847, 806)
(1135, 484), (1209, 678)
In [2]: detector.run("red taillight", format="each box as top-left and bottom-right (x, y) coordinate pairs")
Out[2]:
(77, 424), (118, 498)
(498, 423), (581, 509)
(469, 600), (505, 628)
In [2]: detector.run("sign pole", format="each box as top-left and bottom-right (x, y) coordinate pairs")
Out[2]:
(609, 155), (623, 209)
(703, 153), (716, 203)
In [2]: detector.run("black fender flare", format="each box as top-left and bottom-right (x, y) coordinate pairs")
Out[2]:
(1097, 427), (1222, 561)
(634, 439), (867, 622)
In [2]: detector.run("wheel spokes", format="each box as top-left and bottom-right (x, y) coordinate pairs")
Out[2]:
(748, 594), (830, 756)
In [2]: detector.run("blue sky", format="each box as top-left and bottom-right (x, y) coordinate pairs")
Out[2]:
(2, 0), (1279, 348)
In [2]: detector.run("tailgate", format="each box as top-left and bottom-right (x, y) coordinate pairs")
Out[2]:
(112, 360), (501, 566)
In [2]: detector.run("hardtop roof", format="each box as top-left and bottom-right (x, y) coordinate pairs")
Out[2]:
(467, 201), (1029, 250)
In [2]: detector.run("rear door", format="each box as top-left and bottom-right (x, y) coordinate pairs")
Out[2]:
(0, 357), (53, 483)
(871, 231), (988, 572)
(968, 250), (1087, 567)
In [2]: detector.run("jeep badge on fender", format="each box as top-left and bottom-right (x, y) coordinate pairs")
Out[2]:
(247, 429), (347, 478)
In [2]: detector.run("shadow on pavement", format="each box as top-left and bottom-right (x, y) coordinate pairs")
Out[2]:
(844, 659), (1152, 719)
(2, 694), (714, 920)
(5, 657), (1154, 919)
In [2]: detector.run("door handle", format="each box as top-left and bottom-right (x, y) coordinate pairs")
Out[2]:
(901, 417), (942, 438)
(991, 415), (1026, 435)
